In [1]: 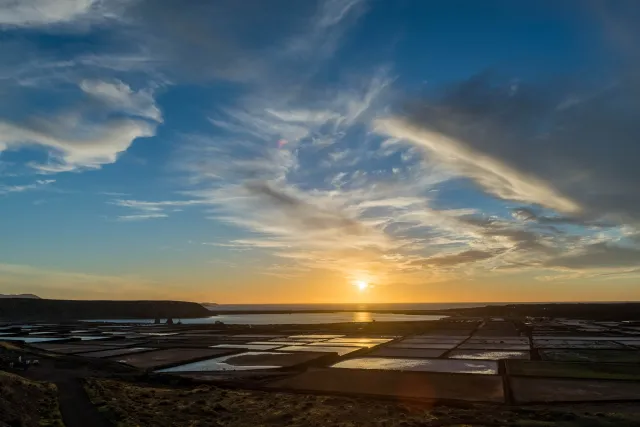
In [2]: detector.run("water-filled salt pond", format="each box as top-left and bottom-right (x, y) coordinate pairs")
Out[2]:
(368, 348), (446, 358)
(277, 345), (362, 356)
(157, 352), (282, 372)
(209, 343), (284, 350)
(71, 336), (111, 341)
(332, 357), (498, 374)
(0, 336), (66, 343)
(533, 340), (626, 349)
(307, 341), (376, 348)
(289, 334), (345, 339)
(390, 343), (456, 349)
(459, 343), (530, 350)
(448, 350), (530, 360)
(324, 338), (393, 344)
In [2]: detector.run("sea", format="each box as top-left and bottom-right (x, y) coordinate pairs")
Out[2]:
(206, 302), (493, 312)
(86, 302), (498, 325)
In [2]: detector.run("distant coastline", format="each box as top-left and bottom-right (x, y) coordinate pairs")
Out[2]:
(206, 302), (640, 321)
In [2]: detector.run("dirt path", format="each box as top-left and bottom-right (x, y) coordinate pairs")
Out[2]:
(20, 357), (114, 427)
(55, 377), (112, 427)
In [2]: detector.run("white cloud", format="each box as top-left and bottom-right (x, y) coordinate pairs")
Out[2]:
(80, 79), (162, 122)
(111, 198), (205, 221)
(116, 213), (168, 222)
(0, 79), (161, 173)
(375, 117), (581, 214)
(0, 0), (99, 27)
(0, 179), (55, 194)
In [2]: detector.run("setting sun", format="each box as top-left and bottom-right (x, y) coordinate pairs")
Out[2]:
(355, 280), (369, 291)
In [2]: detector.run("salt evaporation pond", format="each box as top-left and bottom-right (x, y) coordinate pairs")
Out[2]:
(332, 357), (498, 374)
(157, 352), (282, 372)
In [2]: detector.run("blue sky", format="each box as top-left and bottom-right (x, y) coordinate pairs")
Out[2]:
(1, 0), (640, 302)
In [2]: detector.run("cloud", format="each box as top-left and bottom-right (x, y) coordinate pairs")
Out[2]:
(375, 116), (580, 214)
(545, 242), (640, 270)
(0, 179), (54, 195)
(419, 249), (502, 267)
(80, 79), (161, 122)
(244, 181), (367, 236)
(121, 0), (364, 83)
(0, 79), (161, 172)
(111, 198), (204, 221)
(116, 213), (168, 222)
(0, 0), (100, 27)
(380, 71), (640, 224)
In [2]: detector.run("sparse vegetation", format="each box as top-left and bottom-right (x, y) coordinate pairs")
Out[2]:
(84, 378), (640, 427)
(0, 371), (64, 427)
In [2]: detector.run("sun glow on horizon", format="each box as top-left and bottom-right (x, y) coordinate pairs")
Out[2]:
(355, 280), (369, 291)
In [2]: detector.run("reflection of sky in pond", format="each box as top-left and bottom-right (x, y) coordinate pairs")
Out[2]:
(157, 352), (282, 372)
(391, 343), (456, 349)
(307, 341), (375, 348)
(289, 335), (344, 339)
(459, 343), (530, 350)
(402, 338), (464, 344)
(325, 338), (392, 344)
(332, 357), (498, 375)
(533, 336), (639, 341)
(249, 341), (307, 345)
(71, 336), (111, 341)
(0, 337), (66, 343)
(278, 345), (361, 356)
(533, 340), (625, 349)
(468, 339), (529, 345)
(142, 332), (180, 336)
(210, 344), (283, 350)
(448, 350), (530, 360)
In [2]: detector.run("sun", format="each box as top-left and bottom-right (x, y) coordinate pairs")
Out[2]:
(355, 280), (369, 291)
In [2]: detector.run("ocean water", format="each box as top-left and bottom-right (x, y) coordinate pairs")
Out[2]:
(206, 302), (491, 311)
(86, 311), (446, 325)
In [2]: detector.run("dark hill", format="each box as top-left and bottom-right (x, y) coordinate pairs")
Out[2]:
(0, 294), (40, 299)
(0, 298), (211, 321)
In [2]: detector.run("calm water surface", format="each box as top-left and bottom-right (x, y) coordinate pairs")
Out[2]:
(86, 311), (446, 325)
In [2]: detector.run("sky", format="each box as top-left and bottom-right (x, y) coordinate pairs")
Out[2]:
(1, 0), (640, 303)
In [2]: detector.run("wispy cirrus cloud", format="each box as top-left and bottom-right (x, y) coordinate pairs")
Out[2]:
(111, 198), (205, 221)
(374, 117), (581, 215)
(0, 179), (54, 195)
(3, 0), (640, 295)
(172, 0), (631, 285)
